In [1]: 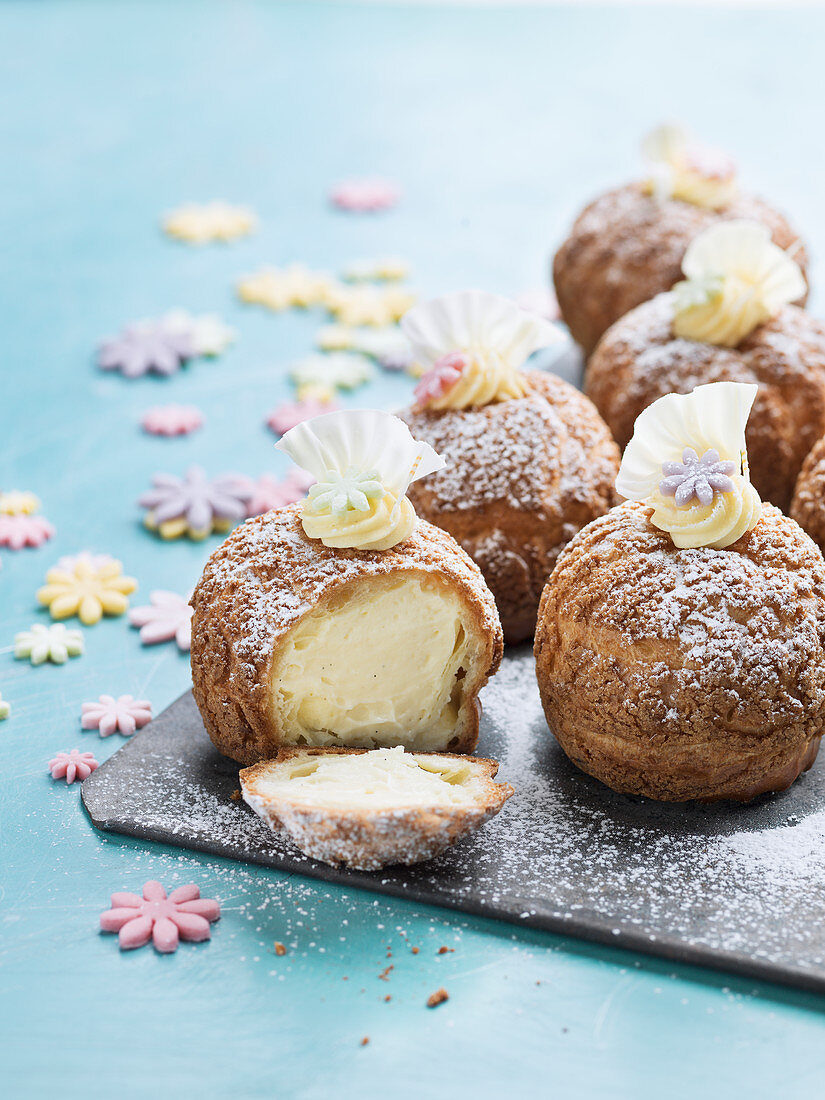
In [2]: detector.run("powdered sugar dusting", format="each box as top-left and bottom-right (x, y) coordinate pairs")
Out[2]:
(84, 647), (825, 985)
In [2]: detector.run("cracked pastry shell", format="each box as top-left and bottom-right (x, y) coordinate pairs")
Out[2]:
(534, 501), (825, 802)
(400, 370), (620, 645)
(240, 746), (514, 870)
(553, 183), (808, 355)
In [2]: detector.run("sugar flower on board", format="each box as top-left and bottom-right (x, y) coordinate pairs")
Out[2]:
(402, 290), (563, 411)
(641, 123), (737, 210)
(276, 409), (444, 551)
(615, 381), (762, 549)
(671, 220), (805, 348)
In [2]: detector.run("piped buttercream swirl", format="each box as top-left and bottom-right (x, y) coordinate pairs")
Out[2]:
(642, 123), (737, 210)
(615, 381), (762, 550)
(402, 290), (561, 411)
(275, 409), (444, 551)
(671, 220), (806, 348)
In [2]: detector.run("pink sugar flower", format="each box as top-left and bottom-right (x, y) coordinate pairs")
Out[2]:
(329, 177), (400, 213)
(100, 880), (221, 953)
(0, 513), (55, 549)
(49, 749), (99, 784)
(81, 694), (153, 737)
(141, 404), (204, 437)
(129, 590), (193, 651)
(266, 398), (338, 437)
(247, 470), (314, 517)
(413, 351), (466, 407)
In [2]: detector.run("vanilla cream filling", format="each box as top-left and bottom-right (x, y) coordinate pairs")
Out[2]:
(271, 576), (472, 748)
(252, 746), (485, 810)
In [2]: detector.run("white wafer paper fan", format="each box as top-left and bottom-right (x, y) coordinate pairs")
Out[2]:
(615, 381), (758, 502)
(276, 409), (445, 498)
(681, 221), (805, 311)
(401, 290), (563, 372)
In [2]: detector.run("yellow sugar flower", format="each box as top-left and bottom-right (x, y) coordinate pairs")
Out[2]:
(37, 558), (138, 625)
(162, 201), (257, 244)
(237, 265), (334, 311)
(326, 284), (417, 327)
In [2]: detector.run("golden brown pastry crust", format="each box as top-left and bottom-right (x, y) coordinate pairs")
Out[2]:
(553, 183), (809, 354)
(534, 501), (825, 802)
(191, 506), (503, 764)
(240, 747), (514, 870)
(585, 297), (825, 512)
(790, 434), (825, 552)
(399, 370), (620, 645)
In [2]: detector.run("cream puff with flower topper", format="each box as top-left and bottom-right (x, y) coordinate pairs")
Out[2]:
(399, 289), (620, 645)
(535, 380), (825, 803)
(190, 409), (504, 765)
(553, 123), (808, 354)
(586, 219), (825, 511)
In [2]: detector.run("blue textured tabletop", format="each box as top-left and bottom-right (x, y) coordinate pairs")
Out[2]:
(4, 2), (825, 1096)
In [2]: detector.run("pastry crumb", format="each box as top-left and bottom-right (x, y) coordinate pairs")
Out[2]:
(274, 941), (287, 956)
(427, 988), (449, 1008)
(437, 946), (454, 955)
(360, 1036), (369, 1047)
(384, 995), (391, 1002)
(378, 964), (394, 981)
(230, 789), (242, 801)
(411, 946), (419, 955)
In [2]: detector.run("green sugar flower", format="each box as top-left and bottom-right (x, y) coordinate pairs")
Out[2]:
(306, 467), (384, 516)
(14, 623), (85, 666)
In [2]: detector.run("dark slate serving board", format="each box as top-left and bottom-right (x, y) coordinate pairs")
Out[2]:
(82, 648), (825, 995)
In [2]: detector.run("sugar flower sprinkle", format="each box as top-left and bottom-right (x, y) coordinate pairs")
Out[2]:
(37, 557), (137, 625)
(49, 749), (99, 784)
(660, 448), (736, 507)
(81, 695), (153, 738)
(129, 590), (193, 651)
(100, 880), (221, 953)
(15, 623), (84, 665)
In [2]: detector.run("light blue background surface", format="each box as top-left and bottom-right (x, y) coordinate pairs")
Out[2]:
(3, 2), (825, 1096)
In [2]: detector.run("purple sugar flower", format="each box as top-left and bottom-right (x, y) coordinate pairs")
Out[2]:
(98, 319), (197, 378)
(660, 447), (737, 507)
(138, 465), (253, 538)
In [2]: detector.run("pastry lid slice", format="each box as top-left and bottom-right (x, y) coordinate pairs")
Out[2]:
(240, 746), (514, 870)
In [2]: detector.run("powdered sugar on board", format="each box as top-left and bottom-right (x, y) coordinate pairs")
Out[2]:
(81, 651), (825, 992)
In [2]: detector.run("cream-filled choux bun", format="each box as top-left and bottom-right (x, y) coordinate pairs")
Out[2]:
(190, 409), (503, 764)
(535, 381), (825, 803)
(554, 124), (808, 354)
(398, 290), (620, 645)
(585, 220), (825, 511)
